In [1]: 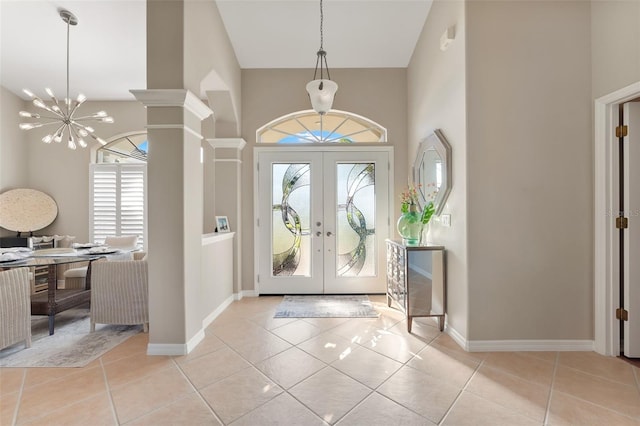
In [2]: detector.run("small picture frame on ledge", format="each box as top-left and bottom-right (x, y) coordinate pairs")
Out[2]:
(215, 216), (230, 233)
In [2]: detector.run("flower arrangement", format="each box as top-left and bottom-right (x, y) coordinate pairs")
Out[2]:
(400, 184), (435, 224)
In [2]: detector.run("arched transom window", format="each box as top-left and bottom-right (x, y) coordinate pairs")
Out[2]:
(256, 110), (387, 144)
(96, 131), (148, 163)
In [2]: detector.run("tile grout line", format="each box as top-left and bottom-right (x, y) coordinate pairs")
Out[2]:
(99, 357), (121, 425)
(633, 362), (640, 392)
(10, 368), (27, 426)
(542, 352), (560, 426)
(279, 363), (369, 426)
(170, 356), (226, 425)
(437, 355), (486, 425)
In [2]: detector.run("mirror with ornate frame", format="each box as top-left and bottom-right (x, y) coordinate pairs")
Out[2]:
(413, 129), (452, 216)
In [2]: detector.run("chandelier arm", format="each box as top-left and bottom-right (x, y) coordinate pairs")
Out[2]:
(52, 124), (66, 142)
(69, 125), (87, 148)
(47, 92), (62, 111)
(72, 121), (96, 133)
(86, 133), (107, 146)
(32, 97), (60, 115)
(69, 101), (82, 117)
(28, 115), (66, 122)
(72, 115), (107, 121)
(38, 121), (69, 128)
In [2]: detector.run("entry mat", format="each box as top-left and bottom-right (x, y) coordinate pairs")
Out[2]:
(274, 295), (379, 318)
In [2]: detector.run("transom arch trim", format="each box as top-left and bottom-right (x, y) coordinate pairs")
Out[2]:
(256, 109), (387, 144)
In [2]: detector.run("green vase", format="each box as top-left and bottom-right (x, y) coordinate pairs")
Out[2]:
(397, 204), (423, 246)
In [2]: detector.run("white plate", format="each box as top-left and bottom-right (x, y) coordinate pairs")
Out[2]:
(73, 243), (102, 249)
(87, 248), (119, 255)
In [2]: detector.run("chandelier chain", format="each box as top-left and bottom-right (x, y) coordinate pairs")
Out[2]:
(319, 0), (324, 50)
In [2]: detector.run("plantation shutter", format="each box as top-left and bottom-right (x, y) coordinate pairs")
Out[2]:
(90, 163), (147, 248)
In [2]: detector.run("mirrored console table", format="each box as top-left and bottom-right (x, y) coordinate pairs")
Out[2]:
(386, 239), (446, 332)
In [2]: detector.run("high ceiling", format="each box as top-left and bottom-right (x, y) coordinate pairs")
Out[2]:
(0, 0), (432, 101)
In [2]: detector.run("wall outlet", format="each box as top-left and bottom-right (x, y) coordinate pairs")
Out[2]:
(441, 214), (451, 227)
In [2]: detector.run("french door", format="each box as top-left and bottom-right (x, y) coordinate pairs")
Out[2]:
(255, 148), (391, 294)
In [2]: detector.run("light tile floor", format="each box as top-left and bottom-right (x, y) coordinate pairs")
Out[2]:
(2, 295), (640, 425)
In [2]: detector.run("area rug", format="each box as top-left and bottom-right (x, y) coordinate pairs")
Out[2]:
(274, 295), (379, 318)
(0, 308), (142, 368)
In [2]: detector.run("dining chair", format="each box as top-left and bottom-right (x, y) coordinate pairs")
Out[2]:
(0, 267), (32, 350)
(63, 235), (141, 290)
(89, 259), (149, 332)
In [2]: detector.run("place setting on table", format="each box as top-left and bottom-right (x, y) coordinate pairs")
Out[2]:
(0, 246), (33, 264)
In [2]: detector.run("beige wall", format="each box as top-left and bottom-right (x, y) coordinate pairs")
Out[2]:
(241, 68), (408, 292)
(185, 0), (242, 133)
(0, 87), (29, 237)
(9, 100), (145, 242)
(591, 0), (640, 99)
(407, 0), (468, 338)
(466, 1), (592, 340)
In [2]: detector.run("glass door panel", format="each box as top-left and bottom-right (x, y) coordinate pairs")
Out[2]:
(324, 151), (389, 294)
(335, 163), (376, 278)
(272, 163), (311, 277)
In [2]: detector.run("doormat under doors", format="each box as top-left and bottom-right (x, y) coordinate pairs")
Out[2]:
(273, 295), (379, 318)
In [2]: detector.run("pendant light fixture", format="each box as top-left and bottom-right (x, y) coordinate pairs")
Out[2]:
(18, 8), (113, 150)
(306, 0), (338, 115)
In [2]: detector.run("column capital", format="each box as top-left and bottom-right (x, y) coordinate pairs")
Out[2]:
(130, 89), (213, 121)
(206, 138), (247, 151)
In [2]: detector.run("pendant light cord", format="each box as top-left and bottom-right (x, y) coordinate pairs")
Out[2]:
(66, 16), (70, 115)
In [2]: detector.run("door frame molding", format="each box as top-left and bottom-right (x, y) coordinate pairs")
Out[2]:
(253, 145), (395, 294)
(594, 81), (640, 355)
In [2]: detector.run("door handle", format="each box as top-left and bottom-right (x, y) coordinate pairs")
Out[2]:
(326, 231), (333, 237)
(316, 231), (322, 237)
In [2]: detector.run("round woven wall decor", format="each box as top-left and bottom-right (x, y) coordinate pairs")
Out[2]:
(0, 188), (58, 233)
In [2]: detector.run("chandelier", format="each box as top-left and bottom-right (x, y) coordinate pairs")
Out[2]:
(306, 0), (338, 115)
(18, 8), (113, 150)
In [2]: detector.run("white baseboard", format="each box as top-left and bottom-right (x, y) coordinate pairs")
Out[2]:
(445, 323), (468, 350)
(147, 329), (206, 356)
(237, 290), (259, 299)
(147, 343), (186, 356)
(467, 339), (595, 352)
(444, 325), (594, 352)
(202, 295), (235, 329)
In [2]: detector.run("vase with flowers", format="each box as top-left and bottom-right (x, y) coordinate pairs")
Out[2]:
(397, 185), (435, 246)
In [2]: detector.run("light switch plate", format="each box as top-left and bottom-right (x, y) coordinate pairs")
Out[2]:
(441, 214), (451, 227)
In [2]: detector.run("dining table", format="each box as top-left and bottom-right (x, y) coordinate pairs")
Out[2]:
(0, 248), (126, 335)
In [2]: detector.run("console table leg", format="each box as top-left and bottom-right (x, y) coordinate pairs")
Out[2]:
(438, 315), (444, 332)
(407, 316), (413, 333)
(48, 315), (54, 335)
